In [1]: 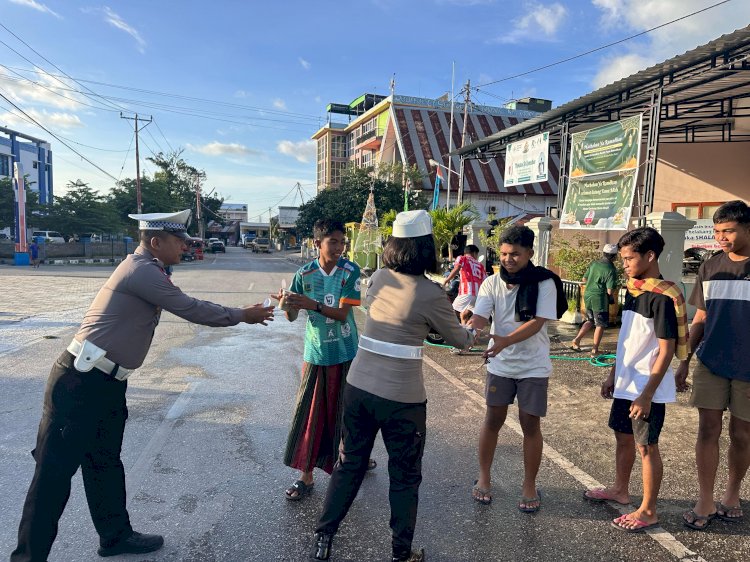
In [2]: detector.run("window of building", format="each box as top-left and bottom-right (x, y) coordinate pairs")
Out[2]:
(0, 154), (9, 176)
(361, 152), (372, 168)
(331, 135), (347, 158)
(672, 201), (727, 219)
(330, 161), (347, 185)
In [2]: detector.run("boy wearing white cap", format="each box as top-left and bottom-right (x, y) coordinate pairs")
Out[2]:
(11, 210), (274, 562)
(570, 243), (620, 357)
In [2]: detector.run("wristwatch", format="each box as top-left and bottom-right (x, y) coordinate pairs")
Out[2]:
(315, 301), (323, 313)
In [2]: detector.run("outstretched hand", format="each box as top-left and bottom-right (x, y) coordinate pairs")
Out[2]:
(242, 303), (275, 325)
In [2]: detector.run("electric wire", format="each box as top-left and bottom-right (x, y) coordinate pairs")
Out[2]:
(476, 0), (733, 89)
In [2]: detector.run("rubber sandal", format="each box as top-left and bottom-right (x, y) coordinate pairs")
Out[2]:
(285, 479), (313, 501)
(683, 509), (716, 531)
(716, 502), (744, 522)
(518, 489), (541, 513)
(568, 342), (582, 352)
(472, 480), (492, 505)
(583, 488), (629, 505)
(611, 517), (660, 533)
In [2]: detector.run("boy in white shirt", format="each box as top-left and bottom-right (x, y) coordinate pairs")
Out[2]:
(469, 226), (563, 511)
(584, 227), (685, 533)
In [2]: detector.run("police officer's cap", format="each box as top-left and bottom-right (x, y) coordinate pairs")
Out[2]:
(128, 209), (191, 239)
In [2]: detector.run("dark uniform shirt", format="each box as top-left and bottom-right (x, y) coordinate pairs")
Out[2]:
(75, 246), (244, 369)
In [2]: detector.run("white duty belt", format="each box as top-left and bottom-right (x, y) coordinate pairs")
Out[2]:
(358, 335), (423, 360)
(67, 339), (133, 381)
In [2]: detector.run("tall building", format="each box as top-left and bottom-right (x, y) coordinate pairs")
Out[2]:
(312, 93), (559, 220)
(0, 126), (53, 204)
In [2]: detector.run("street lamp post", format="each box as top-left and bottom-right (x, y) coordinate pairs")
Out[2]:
(428, 158), (462, 210)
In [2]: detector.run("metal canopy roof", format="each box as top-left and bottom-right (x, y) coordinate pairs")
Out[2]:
(456, 25), (750, 157)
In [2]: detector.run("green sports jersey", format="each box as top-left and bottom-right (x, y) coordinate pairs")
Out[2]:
(291, 257), (361, 366)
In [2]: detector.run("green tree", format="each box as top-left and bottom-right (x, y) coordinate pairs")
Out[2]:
(295, 165), (428, 237)
(0, 176), (42, 230)
(430, 202), (478, 261)
(43, 180), (124, 236)
(549, 233), (601, 281)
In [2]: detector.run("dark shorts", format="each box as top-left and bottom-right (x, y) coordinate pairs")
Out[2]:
(584, 307), (609, 328)
(485, 374), (548, 417)
(608, 398), (666, 445)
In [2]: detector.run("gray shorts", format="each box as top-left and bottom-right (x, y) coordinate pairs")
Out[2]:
(485, 373), (549, 417)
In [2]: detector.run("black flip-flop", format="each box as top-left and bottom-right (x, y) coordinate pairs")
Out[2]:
(518, 489), (541, 513)
(472, 480), (492, 505)
(716, 502), (744, 523)
(285, 479), (313, 501)
(683, 510), (716, 531)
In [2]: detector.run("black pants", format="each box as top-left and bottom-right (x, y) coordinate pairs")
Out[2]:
(11, 351), (132, 562)
(316, 384), (426, 559)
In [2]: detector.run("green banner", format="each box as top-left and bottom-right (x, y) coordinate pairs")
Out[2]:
(570, 115), (641, 177)
(559, 171), (637, 230)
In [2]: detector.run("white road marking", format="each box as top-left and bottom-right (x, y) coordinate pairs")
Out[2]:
(423, 355), (707, 562)
(125, 381), (202, 502)
(247, 282), (255, 292)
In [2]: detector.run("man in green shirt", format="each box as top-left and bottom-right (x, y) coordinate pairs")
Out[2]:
(570, 244), (619, 357)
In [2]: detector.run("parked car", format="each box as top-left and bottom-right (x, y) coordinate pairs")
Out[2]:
(31, 230), (65, 244)
(210, 239), (226, 253)
(182, 237), (204, 261)
(252, 237), (271, 253)
(243, 236), (256, 249)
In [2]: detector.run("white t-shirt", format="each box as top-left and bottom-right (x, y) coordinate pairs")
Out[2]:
(473, 276), (557, 379)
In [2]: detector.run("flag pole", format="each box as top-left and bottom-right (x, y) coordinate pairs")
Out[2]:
(446, 61), (455, 210)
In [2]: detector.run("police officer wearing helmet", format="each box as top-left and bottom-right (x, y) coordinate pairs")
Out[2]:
(310, 210), (475, 562)
(11, 210), (274, 562)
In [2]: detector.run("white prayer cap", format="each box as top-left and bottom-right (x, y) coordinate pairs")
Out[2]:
(128, 209), (191, 239)
(392, 210), (433, 238)
(603, 243), (618, 254)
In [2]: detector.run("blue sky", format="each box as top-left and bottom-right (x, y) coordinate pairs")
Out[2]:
(1, 0), (748, 221)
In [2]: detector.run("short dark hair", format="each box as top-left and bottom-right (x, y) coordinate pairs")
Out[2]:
(313, 219), (345, 240)
(139, 230), (169, 244)
(617, 226), (665, 258)
(381, 234), (438, 275)
(464, 244), (479, 255)
(500, 225), (535, 249)
(713, 200), (750, 225)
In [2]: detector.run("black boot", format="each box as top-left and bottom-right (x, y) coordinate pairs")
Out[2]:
(97, 531), (164, 557)
(392, 547), (426, 562)
(310, 531), (334, 560)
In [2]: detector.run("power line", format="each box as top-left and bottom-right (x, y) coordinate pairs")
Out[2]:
(476, 0), (733, 89)
(0, 63), (322, 121)
(0, 92), (119, 181)
(153, 118), (174, 153)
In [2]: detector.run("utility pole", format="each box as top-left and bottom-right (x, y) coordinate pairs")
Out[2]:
(194, 174), (204, 240)
(457, 79), (471, 206)
(120, 112), (152, 213)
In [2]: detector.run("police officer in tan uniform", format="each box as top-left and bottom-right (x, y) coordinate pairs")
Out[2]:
(11, 210), (274, 562)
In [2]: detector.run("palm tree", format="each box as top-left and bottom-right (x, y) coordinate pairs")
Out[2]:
(430, 202), (479, 262)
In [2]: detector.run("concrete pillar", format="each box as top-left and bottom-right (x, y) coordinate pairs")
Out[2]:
(645, 211), (695, 284)
(527, 216), (554, 268)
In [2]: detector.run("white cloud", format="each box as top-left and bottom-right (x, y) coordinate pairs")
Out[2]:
(9, 0), (61, 18)
(0, 68), (85, 110)
(277, 139), (316, 163)
(493, 2), (567, 44)
(0, 108), (83, 129)
(299, 57), (311, 70)
(592, 53), (649, 88)
(102, 6), (146, 54)
(589, 0), (750, 88)
(234, 90), (248, 98)
(187, 141), (263, 157)
(273, 98), (287, 110)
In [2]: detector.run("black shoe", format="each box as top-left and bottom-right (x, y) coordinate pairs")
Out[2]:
(97, 531), (164, 557)
(310, 531), (334, 560)
(393, 548), (426, 562)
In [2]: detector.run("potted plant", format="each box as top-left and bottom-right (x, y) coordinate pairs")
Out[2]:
(479, 214), (513, 274)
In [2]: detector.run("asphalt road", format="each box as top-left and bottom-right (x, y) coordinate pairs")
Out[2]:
(0, 247), (747, 561)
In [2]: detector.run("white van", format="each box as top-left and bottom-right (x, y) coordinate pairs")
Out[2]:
(31, 230), (66, 244)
